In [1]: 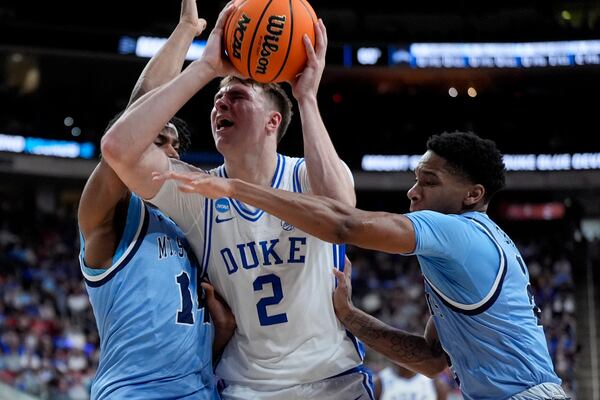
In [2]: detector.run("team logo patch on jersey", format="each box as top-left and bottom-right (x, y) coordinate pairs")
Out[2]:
(215, 198), (230, 213)
(281, 220), (294, 231)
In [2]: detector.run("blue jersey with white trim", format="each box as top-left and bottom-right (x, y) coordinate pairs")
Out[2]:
(79, 194), (216, 400)
(404, 210), (560, 400)
(150, 154), (363, 388)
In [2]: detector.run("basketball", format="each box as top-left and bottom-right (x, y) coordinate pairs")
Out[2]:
(223, 0), (318, 83)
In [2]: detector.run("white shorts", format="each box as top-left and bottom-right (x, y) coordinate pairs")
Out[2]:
(220, 366), (375, 400)
(510, 382), (570, 400)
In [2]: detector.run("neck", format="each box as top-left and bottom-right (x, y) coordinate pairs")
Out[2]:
(224, 149), (278, 187)
(461, 201), (488, 214)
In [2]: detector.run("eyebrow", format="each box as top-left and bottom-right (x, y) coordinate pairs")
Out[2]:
(214, 87), (249, 102)
(415, 168), (440, 178)
(156, 133), (180, 146)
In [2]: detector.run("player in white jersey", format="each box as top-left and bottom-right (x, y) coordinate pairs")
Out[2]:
(375, 365), (448, 400)
(101, 2), (373, 399)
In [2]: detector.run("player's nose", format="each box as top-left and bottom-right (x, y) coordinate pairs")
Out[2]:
(165, 144), (179, 160)
(407, 183), (421, 202)
(215, 97), (230, 112)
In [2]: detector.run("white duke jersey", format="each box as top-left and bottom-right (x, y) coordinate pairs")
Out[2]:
(150, 154), (364, 388)
(379, 368), (437, 400)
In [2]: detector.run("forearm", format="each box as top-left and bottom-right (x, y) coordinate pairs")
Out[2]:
(102, 61), (214, 167)
(338, 306), (447, 377)
(212, 326), (234, 363)
(227, 178), (414, 253)
(298, 96), (356, 206)
(128, 22), (198, 104)
(230, 178), (356, 244)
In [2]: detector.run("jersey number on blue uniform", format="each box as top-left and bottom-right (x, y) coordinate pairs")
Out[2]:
(253, 274), (288, 326)
(176, 272), (194, 325)
(516, 255), (543, 326)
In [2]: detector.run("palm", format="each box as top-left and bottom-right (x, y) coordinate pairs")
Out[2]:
(198, 1), (239, 77)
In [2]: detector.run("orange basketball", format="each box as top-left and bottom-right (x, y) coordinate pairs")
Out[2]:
(223, 0), (318, 83)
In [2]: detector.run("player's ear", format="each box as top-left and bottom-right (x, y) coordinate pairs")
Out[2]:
(463, 184), (485, 206)
(266, 111), (282, 136)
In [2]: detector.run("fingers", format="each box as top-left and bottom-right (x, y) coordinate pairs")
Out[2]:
(181, 0), (197, 17)
(344, 256), (352, 267)
(152, 170), (197, 183)
(214, 1), (237, 32)
(178, 183), (197, 193)
(332, 268), (346, 289)
(303, 34), (316, 62)
(201, 282), (215, 299)
(314, 19), (327, 59)
(342, 256), (353, 279)
(198, 18), (207, 33)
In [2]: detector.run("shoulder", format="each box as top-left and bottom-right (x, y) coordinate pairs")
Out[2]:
(404, 210), (467, 230)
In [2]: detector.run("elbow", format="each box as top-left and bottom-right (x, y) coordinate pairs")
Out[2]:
(100, 127), (125, 167)
(421, 358), (448, 379)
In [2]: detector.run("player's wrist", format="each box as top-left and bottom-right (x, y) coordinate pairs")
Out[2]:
(190, 59), (220, 80)
(334, 300), (356, 323)
(296, 93), (318, 108)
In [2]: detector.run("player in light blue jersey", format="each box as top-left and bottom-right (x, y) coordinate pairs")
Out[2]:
(77, 1), (234, 398)
(156, 131), (569, 400)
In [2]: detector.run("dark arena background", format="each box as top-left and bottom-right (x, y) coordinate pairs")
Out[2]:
(1, 0), (599, 398)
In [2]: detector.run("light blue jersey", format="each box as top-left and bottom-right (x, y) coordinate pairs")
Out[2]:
(79, 194), (216, 400)
(405, 210), (560, 400)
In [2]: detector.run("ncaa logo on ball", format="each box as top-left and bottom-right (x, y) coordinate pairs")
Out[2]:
(215, 198), (231, 213)
(232, 14), (251, 59)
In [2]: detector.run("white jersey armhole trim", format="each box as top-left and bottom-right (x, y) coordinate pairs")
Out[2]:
(81, 203), (146, 283)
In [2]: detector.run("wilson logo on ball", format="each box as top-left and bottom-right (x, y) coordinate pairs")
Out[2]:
(232, 14), (251, 59)
(224, 0), (318, 83)
(256, 15), (286, 75)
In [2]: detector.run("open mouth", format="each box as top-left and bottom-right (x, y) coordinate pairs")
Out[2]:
(216, 118), (234, 131)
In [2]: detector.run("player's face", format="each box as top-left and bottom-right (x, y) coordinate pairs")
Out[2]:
(154, 123), (180, 160)
(210, 82), (274, 153)
(407, 151), (472, 214)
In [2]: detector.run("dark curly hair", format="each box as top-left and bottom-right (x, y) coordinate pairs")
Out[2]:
(104, 111), (191, 154)
(426, 131), (506, 203)
(220, 76), (294, 143)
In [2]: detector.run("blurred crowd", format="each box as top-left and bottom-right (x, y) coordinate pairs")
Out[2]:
(0, 203), (580, 399)
(0, 203), (96, 399)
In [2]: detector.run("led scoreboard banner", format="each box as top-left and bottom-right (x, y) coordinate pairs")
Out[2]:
(119, 36), (600, 69)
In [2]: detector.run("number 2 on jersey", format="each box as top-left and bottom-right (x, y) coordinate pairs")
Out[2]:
(253, 274), (288, 326)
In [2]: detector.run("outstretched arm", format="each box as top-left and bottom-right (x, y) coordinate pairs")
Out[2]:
(79, 0), (209, 268)
(101, 2), (237, 200)
(153, 172), (416, 254)
(289, 20), (355, 206)
(127, 0), (207, 105)
(332, 260), (448, 378)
